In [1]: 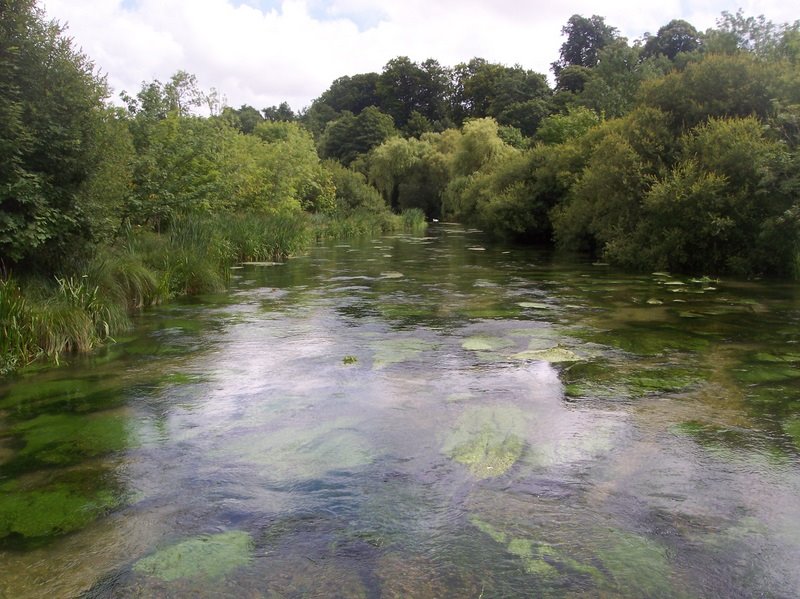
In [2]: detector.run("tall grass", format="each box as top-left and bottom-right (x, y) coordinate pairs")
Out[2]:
(164, 214), (230, 295)
(312, 209), (401, 241)
(400, 208), (428, 232)
(222, 211), (312, 262)
(1, 210), (319, 373)
(1, 277), (36, 374)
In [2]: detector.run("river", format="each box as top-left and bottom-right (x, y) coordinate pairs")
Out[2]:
(1, 225), (799, 597)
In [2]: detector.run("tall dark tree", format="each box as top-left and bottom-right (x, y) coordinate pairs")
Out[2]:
(642, 19), (702, 60)
(377, 57), (451, 129)
(262, 101), (296, 122)
(317, 73), (380, 114)
(452, 58), (551, 133)
(221, 104), (264, 134)
(318, 107), (396, 165)
(552, 14), (618, 76)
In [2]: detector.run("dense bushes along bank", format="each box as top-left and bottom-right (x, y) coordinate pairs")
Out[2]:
(0, 210), (426, 375)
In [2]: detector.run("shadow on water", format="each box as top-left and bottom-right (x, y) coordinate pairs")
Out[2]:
(2, 225), (800, 597)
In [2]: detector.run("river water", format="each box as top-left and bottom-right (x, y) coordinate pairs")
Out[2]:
(2, 225), (800, 598)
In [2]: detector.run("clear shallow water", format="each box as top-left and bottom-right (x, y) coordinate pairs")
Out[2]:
(2, 225), (800, 598)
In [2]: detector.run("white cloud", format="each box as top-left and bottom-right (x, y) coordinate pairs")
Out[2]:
(40, 0), (800, 112)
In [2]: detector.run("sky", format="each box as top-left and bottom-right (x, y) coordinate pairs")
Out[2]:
(41, 0), (799, 112)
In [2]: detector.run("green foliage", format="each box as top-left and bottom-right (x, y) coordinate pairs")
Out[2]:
(551, 125), (651, 254)
(704, 10), (800, 59)
(452, 58), (552, 133)
(220, 104), (264, 134)
(400, 208), (427, 231)
(0, 0), (126, 269)
(249, 121), (336, 214)
(319, 107), (397, 166)
(536, 106), (601, 145)
(642, 19), (702, 60)
(221, 212), (311, 263)
(638, 53), (775, 131)
(552, 14), (619, 75)
(312, 209), (401, 241)
(325, 160), (387, 215)
(0, 276), (36, 373)
(625, 117), (796, 275)
(368, 136), (449, 217)
(377, 57), (451, 129)
(449, 118), (515, 177)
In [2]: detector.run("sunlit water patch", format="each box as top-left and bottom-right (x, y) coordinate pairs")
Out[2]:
(1, 226), (800, 597)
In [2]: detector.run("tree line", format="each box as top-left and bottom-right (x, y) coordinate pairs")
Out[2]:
(271, 11), (798, 279)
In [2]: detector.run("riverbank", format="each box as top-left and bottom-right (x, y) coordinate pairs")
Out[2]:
(0, 209), (427, 375)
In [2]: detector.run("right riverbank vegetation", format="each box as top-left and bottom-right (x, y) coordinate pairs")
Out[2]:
(2, 1), (800, 372)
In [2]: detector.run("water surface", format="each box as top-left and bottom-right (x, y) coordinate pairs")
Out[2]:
(2, 225), (800, 597)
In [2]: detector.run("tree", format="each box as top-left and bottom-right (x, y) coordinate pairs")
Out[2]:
(628, 117), (796, 275)
(639, 53), (775, 132)
(221, 104), (264, 134)
(552, 15), (618, 76)
(368, 137), (449, 216)
(453, 58), (551, 132)
(536, 106), (601, 145)
(0, 0), (122, 269)
(704, 10), (796, 58)
(377, 56), (451, 129)
(262, 101), (296, 122)
(642, 19), (702, 60)
(316, 73), (380, 115)
(319, 107), (397, 165)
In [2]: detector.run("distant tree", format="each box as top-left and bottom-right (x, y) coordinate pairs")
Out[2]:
(453, 58), (550, 130)
(641, 19), (702, 60)
(262, 101), (296, 122)
(221, 104), (264, 134)
(577, 40), (649, 118)
(552, 15), (619, 76)
(317, 73), (380, 114)
(319, 107), (397, 165)
(164, 71), (203, 116)
(639, 53), (775, 131)
(377, 56), (451, 128)
(704, 10), (794, 58)
(554, 65), (593, 94)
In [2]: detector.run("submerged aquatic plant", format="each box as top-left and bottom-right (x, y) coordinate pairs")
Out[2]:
(511, 347), (581, 363)
(11, 412), (131, 466)
(0, 481), (122, 540)
(783, 417), (800, 448)
(372, 338), (436, 369)
(469, 517), (602, 581)
(133, 531), (253, 581)
(443, 406), (527, 478)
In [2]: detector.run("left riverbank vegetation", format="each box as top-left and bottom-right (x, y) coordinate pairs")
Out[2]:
(2, 2), (800, 373)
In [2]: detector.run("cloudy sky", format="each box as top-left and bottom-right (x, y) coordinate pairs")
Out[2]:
(42, 0), (798, 112)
